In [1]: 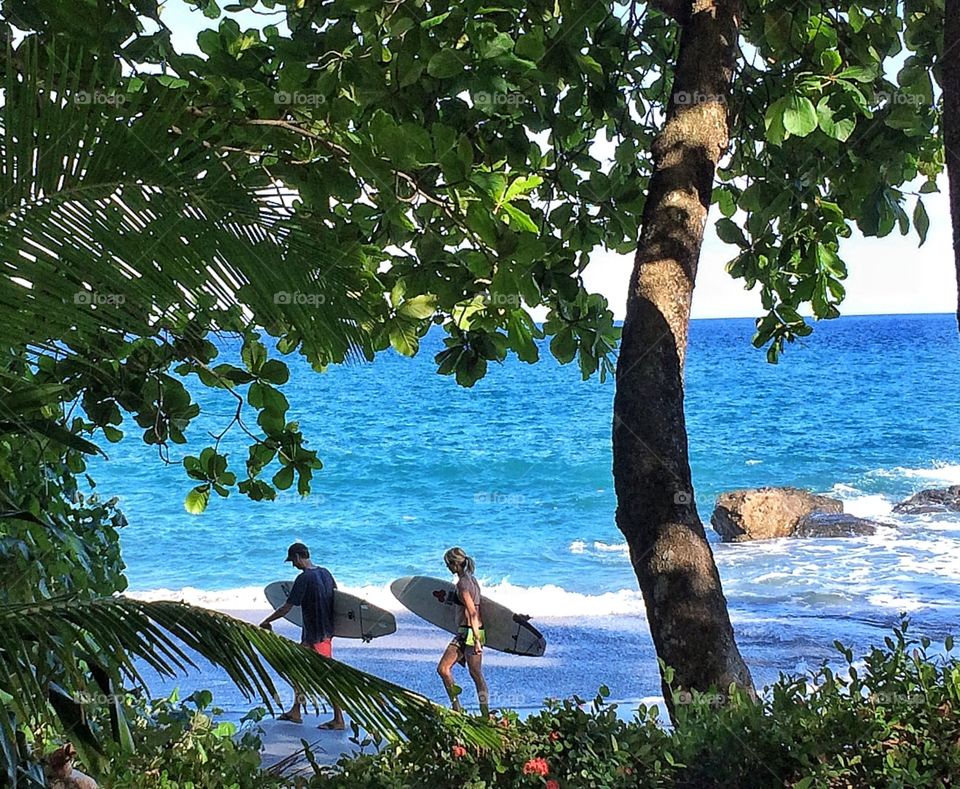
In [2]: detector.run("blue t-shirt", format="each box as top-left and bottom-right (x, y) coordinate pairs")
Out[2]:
(287, 566), (337, 645)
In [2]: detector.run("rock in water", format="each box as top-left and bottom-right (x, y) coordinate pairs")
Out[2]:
(892, 485), (960, 514)
(794, 512), (880, 538)
(711, 487), (843, 542)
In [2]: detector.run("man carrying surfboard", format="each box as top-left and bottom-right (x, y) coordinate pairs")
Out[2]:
(258, 542), (344, 729)
(436, 547), (490, 717)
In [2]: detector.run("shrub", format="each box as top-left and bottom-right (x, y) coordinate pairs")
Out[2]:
(312, 621), (960, 788)
(102, 690), (284, 789)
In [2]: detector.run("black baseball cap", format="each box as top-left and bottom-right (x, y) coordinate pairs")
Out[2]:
(285, 542), (309, 562)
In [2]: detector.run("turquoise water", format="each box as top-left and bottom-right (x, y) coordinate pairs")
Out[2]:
(96, 313), (960, 707)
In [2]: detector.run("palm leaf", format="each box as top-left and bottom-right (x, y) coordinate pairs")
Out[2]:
(0, 41), (381, 369)
(0, 596), (501, 754)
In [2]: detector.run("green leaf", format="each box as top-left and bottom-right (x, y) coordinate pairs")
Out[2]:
(763, 10), (794, 52)
(184, 485), (211, 515)
(102, 426), (123, 443)
(454, 355), (487, 387)
(764, 97), (789, 145)
(427, 49), (466, 79)
(389, 321), (420, 356)
(502, 175), (543, 204)
(515, 30), (545, 61)
(848, 5), (866, 33)
(397, 295), (437, 320)
(782, 95), (818, 137)
(501, 202), (539, 233)
(913, 199), (929, 246)
(715, 218), (748, 248)
(241, 339), (267, 373)
(820, 49), (842, 74)
(258, 359), (290, 385)
(155, 75), (189, 89)
(816, 97), (855, 142)
(837, 65), (876, 83)
(420, 11), (451, 28)
(479, 32), (514, 60)
(816, 243), (846, 278)
(576, 54), (604, 83)
(715, 188), (737, 218)
(550, 328), (577, 363)
(273, 465), (295, 491)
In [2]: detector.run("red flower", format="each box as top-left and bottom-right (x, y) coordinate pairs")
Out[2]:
(451, 745), (467, 759)
(499, 717), (511, 728)
(546, 781), (560, 789)
(522, 757), (550, 776)
(548, 731), (561, 742)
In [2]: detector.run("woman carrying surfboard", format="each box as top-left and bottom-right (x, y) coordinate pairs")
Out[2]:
(436, 547), (490, 717)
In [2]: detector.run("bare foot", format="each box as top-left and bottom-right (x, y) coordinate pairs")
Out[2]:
(318, 719), (345, 730)
(278, 712), (302, 723)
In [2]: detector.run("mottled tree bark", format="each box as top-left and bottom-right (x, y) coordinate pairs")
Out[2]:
(945, 0), (960, 332)
(612, 0), (753, 713)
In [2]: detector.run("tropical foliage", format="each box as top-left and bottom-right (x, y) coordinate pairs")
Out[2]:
(0, 37), (382, 509)
(0, 30), (500, 789)
(723, 0), (944, 359)
(0, 0), (947, 509)
(0, 594), (500, 784)
(0, 0), (955, 785)
(103, 691), (287, 789)
(315, 623), (960, 788)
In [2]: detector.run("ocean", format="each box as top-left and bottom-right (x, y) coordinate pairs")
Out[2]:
(94, 313), (960, 714)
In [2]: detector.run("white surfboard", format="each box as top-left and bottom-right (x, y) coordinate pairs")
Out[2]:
(264, 580), (396, 641)
(390, 575), (546, 657)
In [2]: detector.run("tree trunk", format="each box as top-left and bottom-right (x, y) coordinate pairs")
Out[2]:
(945, 0), (960, 332)
(612, 0), (753, 713)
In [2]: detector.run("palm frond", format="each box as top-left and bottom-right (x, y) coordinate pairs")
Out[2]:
(0, 41), (381, 368)
(0, 596), (502, 751)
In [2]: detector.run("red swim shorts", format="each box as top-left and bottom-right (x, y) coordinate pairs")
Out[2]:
(306, 638), (333, 658)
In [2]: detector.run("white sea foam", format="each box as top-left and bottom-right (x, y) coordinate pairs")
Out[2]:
(128, 583), (406, 613)
(129, 579), (648, 619)
(830, 484), (895, 519)
(868, 462), (960, 486)
(568, 540), (628, 556)
(867, 594), (932, 612)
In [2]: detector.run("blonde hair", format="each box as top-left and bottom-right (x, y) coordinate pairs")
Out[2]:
(443, 546), (475, 575)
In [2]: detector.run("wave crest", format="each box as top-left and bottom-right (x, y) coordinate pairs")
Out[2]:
(128, 579), (647, 619)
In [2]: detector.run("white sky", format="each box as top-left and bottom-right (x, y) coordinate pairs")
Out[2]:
(160, 2), (958, 320)
(585, 184), (956, 319)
